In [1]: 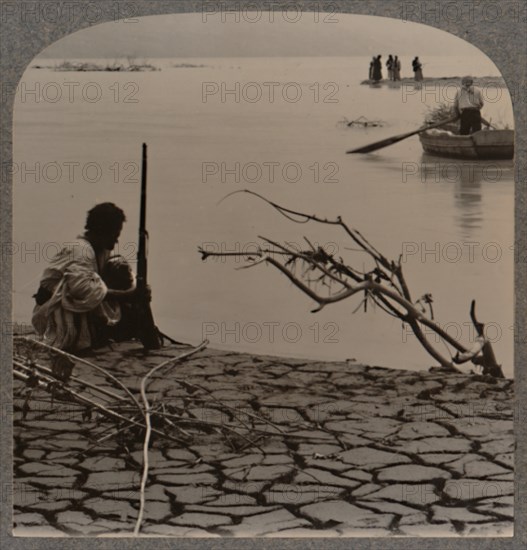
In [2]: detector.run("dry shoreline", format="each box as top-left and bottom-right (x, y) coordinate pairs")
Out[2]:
(13, 340), (514, 537)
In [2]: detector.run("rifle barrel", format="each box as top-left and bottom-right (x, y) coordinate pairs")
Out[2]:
(135, 143), (162, 350)
(138, 143), (148, 286)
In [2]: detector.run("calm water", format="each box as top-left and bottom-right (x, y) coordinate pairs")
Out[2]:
(13, 57), (515, 375)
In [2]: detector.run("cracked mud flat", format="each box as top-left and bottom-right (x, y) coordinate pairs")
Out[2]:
(13, 342), (514, 537)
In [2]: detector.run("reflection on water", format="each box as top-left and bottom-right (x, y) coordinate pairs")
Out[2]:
(452, 162), (484, 238)
(419, 154), (513, 239)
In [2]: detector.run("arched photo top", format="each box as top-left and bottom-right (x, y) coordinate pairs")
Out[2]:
(8, 5), (518, 542)
(29, 11), (509, 70)
(19, 11), (514, 128)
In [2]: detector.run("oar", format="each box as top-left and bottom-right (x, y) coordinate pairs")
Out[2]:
(481, 117), (497, 130)
(347, 115), (459, 154)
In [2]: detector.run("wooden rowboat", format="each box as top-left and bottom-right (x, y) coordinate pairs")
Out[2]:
(419, 129), (514, 160)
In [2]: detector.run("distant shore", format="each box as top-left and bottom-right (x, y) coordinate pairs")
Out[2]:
(31, 61), (159, 72)
(360, 76), (506, 87)
(31, 61), (211, 72)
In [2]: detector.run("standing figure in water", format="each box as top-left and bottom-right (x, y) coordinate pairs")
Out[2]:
(368, 56), (375, 80)
(412, 56), (423, 81)
(386, 55), (394, 80)
(393, 56), (401, 80)
(372, 55), (383, 82)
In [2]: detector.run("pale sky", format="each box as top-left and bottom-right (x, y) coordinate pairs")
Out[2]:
(38, 12), (491, 60)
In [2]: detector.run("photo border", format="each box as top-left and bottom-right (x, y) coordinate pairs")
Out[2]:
(1, 0), (525, 548)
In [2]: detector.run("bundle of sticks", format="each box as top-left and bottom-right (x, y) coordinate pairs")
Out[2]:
(12, 336), (290, 535)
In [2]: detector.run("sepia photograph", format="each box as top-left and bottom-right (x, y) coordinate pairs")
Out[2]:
(6, 3), (519, 540)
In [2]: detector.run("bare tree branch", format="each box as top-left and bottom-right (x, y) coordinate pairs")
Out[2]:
(199, 191), (504, 377)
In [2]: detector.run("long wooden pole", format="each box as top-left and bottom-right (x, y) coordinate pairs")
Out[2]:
(347, 115), (459, 154)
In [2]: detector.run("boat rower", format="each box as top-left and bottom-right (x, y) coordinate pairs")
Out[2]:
(454, 76), (484, 135)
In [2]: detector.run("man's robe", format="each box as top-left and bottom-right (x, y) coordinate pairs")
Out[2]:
(32, 237), (120, 351)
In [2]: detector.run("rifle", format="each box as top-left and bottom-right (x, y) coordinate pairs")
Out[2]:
(136, 143), (163, 350)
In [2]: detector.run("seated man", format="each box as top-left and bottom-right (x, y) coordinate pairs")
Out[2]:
(32, 203), (136, 352)
(454, 76), (484, 135)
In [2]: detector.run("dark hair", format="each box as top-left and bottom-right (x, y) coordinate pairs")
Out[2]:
(85, 202), (126, 234)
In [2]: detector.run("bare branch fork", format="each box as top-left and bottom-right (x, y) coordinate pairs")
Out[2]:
(134, 339), (209, 536)
(199, 190), (504, 378)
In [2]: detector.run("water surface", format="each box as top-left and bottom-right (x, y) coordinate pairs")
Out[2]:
(13, 57), (514, 375)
